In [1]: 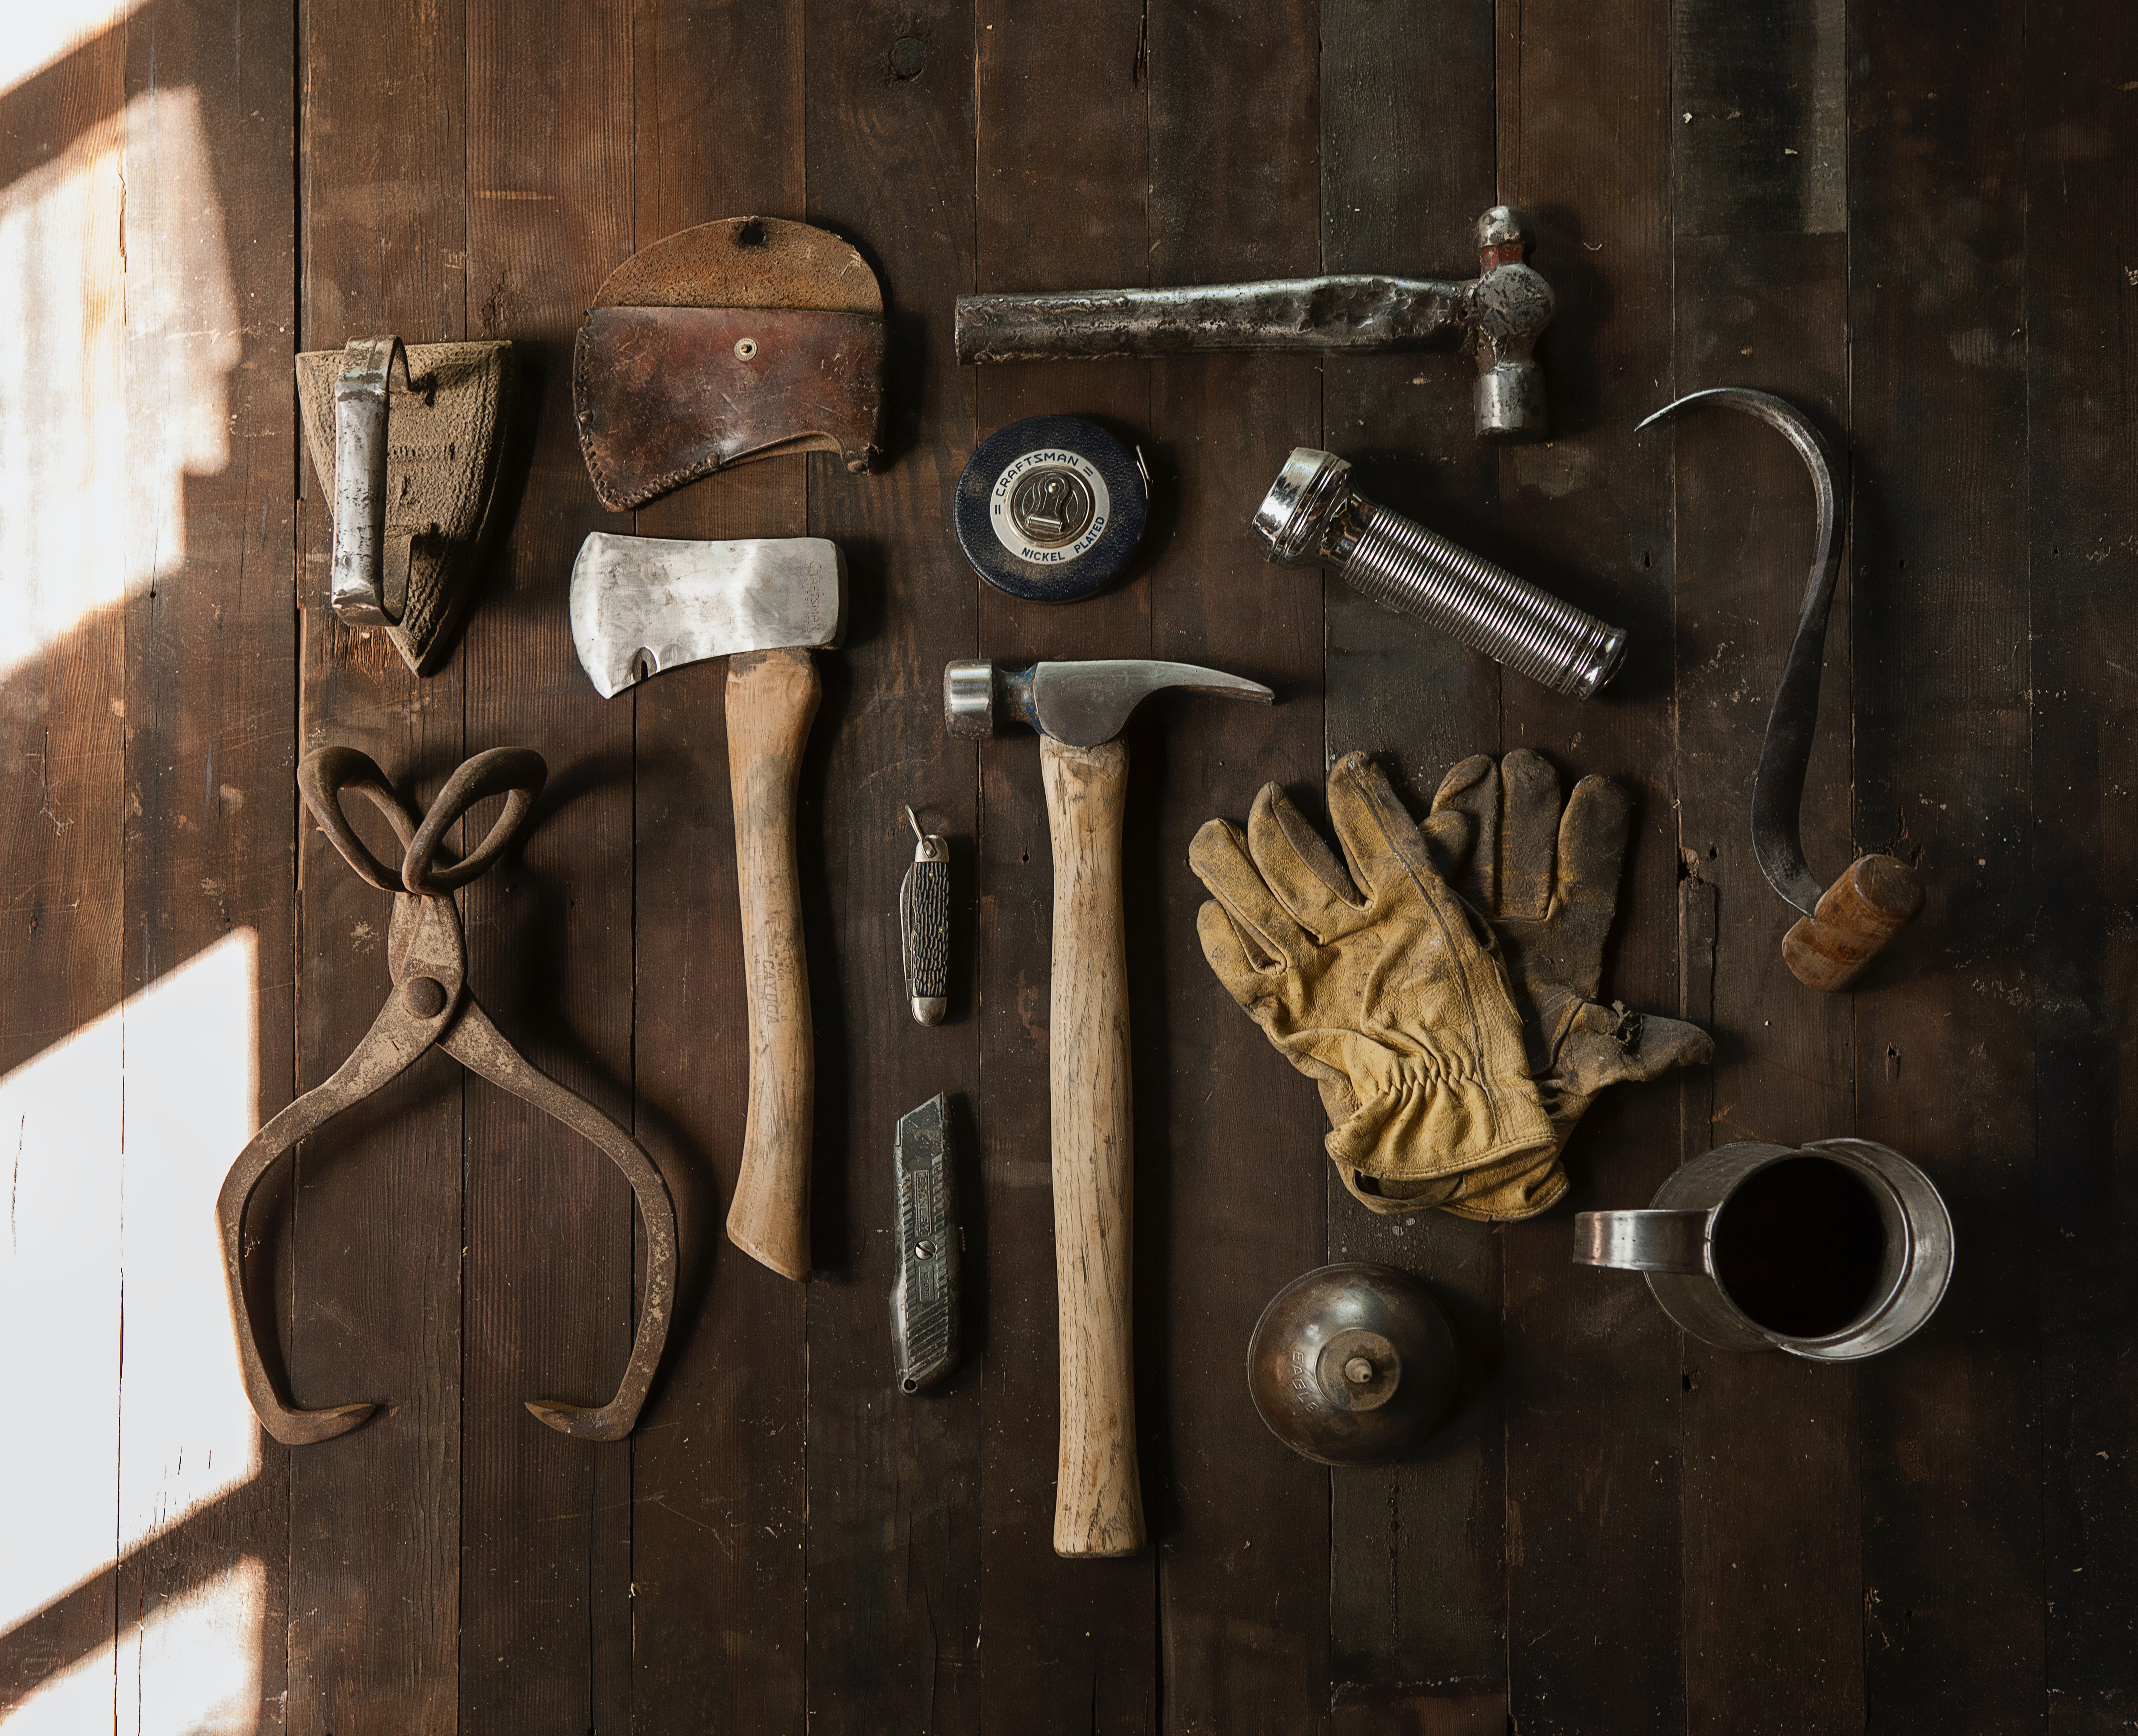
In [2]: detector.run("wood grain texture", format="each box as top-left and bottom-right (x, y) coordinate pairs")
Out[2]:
(291, 0), (470, 1726)
(459, 0), (637, 1730)
(116, 3), (300, 1731)
(969, 0), (1159, 1718)
(2024, 7), (2138, 1730)
(1495, 1), (1686, 1730)
(800, 0), (986, 1721)
(10, 1), (2138, 1728)
(1668, 7), (1861, 1708)
(723, 645), (821, 1279)
(0, 12), (129, 1725)
(1039, 733), (1144, 1559)
(1141, 0), (1333, 1722)
(625, 2), (811, 1725)
(1320, 0), (1506, 1716)
(1848, 3), (2044, 1730)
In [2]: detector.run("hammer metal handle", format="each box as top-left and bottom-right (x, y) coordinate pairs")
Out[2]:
(956, 276), (1469, 363)
(1039, 733), (1146, 1558)
(723, 647), (820, 1280)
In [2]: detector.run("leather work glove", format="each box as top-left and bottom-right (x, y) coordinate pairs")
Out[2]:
(1418, 749), (1716, 1220)
(1189, 752), (1556, 1213)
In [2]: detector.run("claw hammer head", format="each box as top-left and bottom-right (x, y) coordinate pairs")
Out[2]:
(944, 658), (1273, 746)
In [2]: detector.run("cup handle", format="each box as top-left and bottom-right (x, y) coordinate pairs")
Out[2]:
(1573, 1209), (1710, 1274)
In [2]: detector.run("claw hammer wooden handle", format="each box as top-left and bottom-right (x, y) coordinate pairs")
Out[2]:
(723, 647), (820, 1279)
(1039, 733), (1146, 1557)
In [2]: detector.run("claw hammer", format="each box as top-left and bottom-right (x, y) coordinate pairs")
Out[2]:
(946, 658), (1273, 1556)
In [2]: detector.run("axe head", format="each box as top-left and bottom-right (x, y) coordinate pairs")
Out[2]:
(570, 531), (845, 698)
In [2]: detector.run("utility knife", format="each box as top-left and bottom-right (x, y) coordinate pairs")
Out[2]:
(892, 1092), (959, 1393)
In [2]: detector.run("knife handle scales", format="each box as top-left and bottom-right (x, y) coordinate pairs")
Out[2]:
(900, 813), (951, 1024)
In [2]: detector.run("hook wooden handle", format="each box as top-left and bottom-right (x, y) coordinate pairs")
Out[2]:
(723, 647), (820, 1279)
(1782, 852), (1923, 992)
(1039, 733), (1146, 1557)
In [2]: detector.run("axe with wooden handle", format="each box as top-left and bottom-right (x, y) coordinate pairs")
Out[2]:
(572, 530), (844, 1278)
(946, 658), (1274, 1556)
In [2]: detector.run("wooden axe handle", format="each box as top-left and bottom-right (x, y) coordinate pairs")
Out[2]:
(723, 647), (820, 1279)
(1039, 733), (1146, 1557)
(1782, 852), (1923, 992)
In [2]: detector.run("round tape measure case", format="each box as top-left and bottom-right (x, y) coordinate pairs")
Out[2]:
(955, 414), (1148, 603)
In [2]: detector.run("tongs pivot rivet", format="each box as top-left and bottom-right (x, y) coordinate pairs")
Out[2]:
(402, 975), (448, 1018)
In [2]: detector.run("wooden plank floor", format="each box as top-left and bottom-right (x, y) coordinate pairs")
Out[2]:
(0, 2), (2132, 1731)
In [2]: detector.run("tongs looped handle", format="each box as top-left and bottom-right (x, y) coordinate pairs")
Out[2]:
(299, 744), (420, 892)
(405, 747), (546, 895)
(299, 744), (544, 896)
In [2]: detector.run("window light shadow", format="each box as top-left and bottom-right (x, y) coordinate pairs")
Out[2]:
(0, 11), (266, 1720)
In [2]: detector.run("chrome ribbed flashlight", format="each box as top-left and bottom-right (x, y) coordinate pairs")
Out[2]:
(1252, 448), (1626, 699)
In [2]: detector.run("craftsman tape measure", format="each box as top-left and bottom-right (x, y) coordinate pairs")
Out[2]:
(955, 414), (1147, 603)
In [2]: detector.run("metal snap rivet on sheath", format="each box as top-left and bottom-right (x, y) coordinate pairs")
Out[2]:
(734, 336), (758, 360)
(402, 975), (447, 1018)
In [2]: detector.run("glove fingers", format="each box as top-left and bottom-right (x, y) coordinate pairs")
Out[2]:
(1195, 898), (1278, 1010)
(1328, 752), (1460, 902)
(1246, 782), (1360, 939)
(1190, 812), (1312, 967)
(1498, 749), (1563, 923)
(1555, 773), (1634, 918)
(1548, 1003), (1715, 1105)
(1430, 754), (1499, 907)
(1610, 1008), (1715, 1084)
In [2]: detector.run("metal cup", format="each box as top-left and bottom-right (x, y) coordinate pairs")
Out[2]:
(1573, 1138), (1954, 1360)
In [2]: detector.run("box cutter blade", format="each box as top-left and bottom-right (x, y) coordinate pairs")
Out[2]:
(893, 1092), (959, 1393)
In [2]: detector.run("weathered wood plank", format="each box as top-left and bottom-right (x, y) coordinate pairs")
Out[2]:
(0, 12), (130, 1726)
(458, 0), (637, 1730)
(1141, 2), (1331, 1730)
(800, 3), (986, 1731)
(1666, 231), (1862, 1734)
(624, 4), (810, 1731)
(2023, 7), (2138, 1733)
(1666, 2), (1862, 1729)
(290, 0), (470, 1726)
(968, 0), (1158, 1726)
(1846, 2), (2042, 1727)
(1494, 0), (1685, 1728)
(1319, 0), (1506, 1715)
(116, 2), (299, 1731)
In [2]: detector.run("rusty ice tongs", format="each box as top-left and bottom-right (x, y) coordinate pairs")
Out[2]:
(217, 745), (677, 1446)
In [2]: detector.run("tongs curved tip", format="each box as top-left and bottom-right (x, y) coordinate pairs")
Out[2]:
(523, 1399), (636, 1442)
(258, 1400), (380, 1448)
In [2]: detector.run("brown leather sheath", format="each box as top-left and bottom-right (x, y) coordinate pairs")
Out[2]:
(573, 216), (886, 511)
